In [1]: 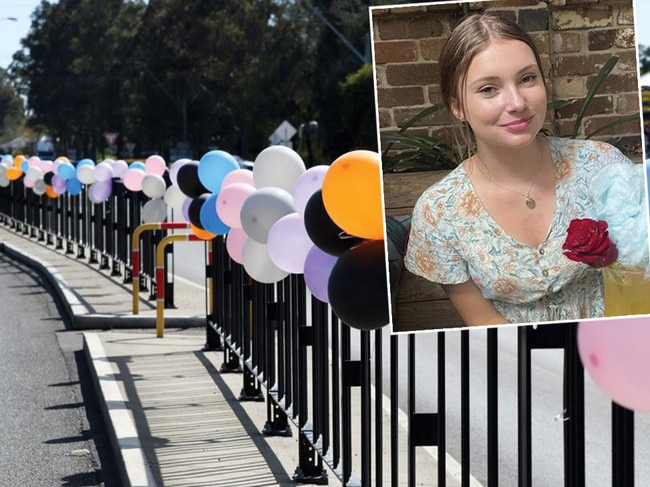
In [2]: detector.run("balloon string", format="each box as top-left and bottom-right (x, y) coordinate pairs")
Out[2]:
(338, 231), (357, 240)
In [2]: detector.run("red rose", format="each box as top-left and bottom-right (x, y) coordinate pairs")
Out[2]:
(562, 218), (618, 268)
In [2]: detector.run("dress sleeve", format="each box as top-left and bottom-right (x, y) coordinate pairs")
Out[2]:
(403, 187), (471, 285)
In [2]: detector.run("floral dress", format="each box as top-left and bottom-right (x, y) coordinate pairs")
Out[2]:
(404, 137), (633, 324)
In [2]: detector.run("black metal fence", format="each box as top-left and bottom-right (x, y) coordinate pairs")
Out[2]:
(0, 182), (643, 486)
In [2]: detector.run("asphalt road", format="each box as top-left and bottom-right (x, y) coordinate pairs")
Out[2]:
(0, 253), (120, 487)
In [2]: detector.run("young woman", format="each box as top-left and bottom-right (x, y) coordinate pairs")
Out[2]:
(404, 13), (635, 326)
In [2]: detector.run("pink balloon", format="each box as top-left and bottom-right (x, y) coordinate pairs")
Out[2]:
(145, 154), (166, 175)
(304, 245), (338, 303)
(221, 168), (255, 190)
(293, 165), (328, 217)
(226, 227), (247, 264)
(578, 317), (650, 411)
(267, 213), (313, 274)
(123, 168), (146, 192)
(216, 183), (255, 229)
(23, 176), (34, 189)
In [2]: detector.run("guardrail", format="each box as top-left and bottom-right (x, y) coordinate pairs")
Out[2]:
(0, 182), (641, 486)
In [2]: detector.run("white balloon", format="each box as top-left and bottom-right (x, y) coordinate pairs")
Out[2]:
(253, 145), (306, 192)
(163, 185), (187, 213)
(141, 198), (168, 223)
(242, 239), (289, 284)
(77, 164), (97, 184)
(33, 179), (47, 195)
(26, 166), (44, 182)
(142, 173), (167, 199)
(240, 187), (295, 243)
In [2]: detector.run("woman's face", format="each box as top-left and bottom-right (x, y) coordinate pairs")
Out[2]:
(452, 37), (548, 153)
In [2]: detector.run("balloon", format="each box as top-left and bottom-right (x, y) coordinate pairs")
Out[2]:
(253, 145), (306, 192)
(20, 159), (29, 173)
(163, 185), (187, 213)
(304, 246), (338, 303)
(190, 224), (216, 240)
(6, 166), (22, 181)
(169, 158), (192, 186)
(188, 193), (210, 229)
(66, 176), (83, 195)
(26, 166), (44, 182)
(293, 165), (329, 217)
(33, 179), (46, 195)
(181, 197), (192, 222)
(57, 162), (76, 180)
(304, 190), (363, 256)
(216, 182), (255, 229)
(177, 160), (208, 198)
(578, 317), (650, 411)
(89, 180), (112, 203)
(94, 161), (115, 182)
(328, 239), (389, 330)
(123, 168), (146, 192)
(242, 239), (289, 284)
(322, 150), (384, 240)
(221, 168), (255, 190)
(197, 150), (239, 193)
(141, 198), (168, 223)
(267, 213), (313, 274)
(142, 173), (167, 199)
(0, 174), (10, 188)
(199, 193), (230, 235)
(145, 154), (166, 175)
(111, 159), (129, 179)
(13, 155), (25, 169)
(46, 184), (58, 198)
(129, 161), (146, 171)
(226, 227), (247, 264)
(240, 187), (295, 243)
(23, 176), (34, 189)
(43, 172), (54, 185)
(77, 164), (96, 184)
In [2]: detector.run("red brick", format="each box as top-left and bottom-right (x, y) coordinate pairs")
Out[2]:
(555, 94), (614, 119)
(420, 38), (447, 62)
(374, 40), (417, 64)
(588, 29), (616, 51)
(554, 53), (613, 76)
(394, 106), (454, 127)
(583, 114), (642, 137)
(408, 17), (444, 39)
(377, 86), (426, 108)
(386, 62), (439, 87)
(376, 18), (408, 41)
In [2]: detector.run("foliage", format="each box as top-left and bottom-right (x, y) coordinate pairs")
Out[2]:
(339, 63), (378, 152)
(640, 44), (650, 77)
(380, 105), (459, 173)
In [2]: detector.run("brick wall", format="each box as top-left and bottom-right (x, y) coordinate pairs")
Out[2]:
(371, 0), (643, 159)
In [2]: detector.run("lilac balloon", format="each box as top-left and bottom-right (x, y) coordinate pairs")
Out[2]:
(89, 180), (112, 203)
(111, 159), (129, 179)
(293, 165), (329, 217)
(123, 168), (146, 192)
(216, 182), (255, 229)
(145, 155), (167, 175)
(267, 213), (313, 274)
(169, 158), (192, 186)
(181, 196), (192, 221)
(221, 168), (255, 190)
(304, 245), (338, 303)
(226, 227), (247, 264)
(94, 161), (115, 182)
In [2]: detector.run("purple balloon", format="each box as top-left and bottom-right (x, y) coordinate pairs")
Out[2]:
(267, 213), (313, 274)
(293, 165), (329, 217)
(90, 180), (112, 202)
(303, 245), (338, 303)
(181, 196), (192, 222)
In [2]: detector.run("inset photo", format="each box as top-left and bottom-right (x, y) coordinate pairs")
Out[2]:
(370, 0), (649, 333)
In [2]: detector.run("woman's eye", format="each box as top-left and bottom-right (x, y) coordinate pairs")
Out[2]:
(478, 86), (496, 95)
(521, 73), (538, 84)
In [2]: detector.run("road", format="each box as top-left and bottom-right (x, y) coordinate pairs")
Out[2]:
(173, 240), (650, 486)
(0, 253), (120, 487)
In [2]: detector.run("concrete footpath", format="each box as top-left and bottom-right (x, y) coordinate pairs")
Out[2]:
(0, 222), (465, 487)
(0, 223), (313, 487)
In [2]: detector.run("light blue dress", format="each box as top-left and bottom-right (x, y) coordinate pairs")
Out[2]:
(404, 137), (633, 324)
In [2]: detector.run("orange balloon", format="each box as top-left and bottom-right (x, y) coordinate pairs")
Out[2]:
(13, 155), (25, 168)
(6, 166), (22, 181)
(190, 224), (216, 240)
(321, 150), (384, 240)
(46, 184), (58, 198)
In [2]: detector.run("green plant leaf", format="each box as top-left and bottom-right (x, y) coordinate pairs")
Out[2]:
(572, 56), (619, 138)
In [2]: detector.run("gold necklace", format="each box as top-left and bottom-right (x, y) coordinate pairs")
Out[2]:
(474, 149), (543, 210)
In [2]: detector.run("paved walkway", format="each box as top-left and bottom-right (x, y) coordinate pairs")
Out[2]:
(0, 222), (313, 487)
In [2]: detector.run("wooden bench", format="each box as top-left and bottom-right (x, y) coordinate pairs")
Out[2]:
(383, 171), (465, 332)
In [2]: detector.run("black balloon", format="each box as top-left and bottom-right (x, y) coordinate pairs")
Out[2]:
(188, 193), (210, 229)
(304, 190), (363, 256)
(176, 161), (208, 198)
(44, 172), (54, 185)
(327, 239), (389, 331)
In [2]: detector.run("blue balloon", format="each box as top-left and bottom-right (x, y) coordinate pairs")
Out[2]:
(129, 161), (146, 171)
(77, 158), (95, 168)
(199, 192), (230, 235)
(66, 176), (83, 195)
(197, 150), (239, 193)
(57, 162), (76, 180)
(20, 159), (29, 173)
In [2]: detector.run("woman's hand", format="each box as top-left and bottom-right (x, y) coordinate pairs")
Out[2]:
(442, 280), (508, 326)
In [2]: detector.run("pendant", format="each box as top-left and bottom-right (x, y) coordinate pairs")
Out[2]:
(526, 196), (536, 209)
